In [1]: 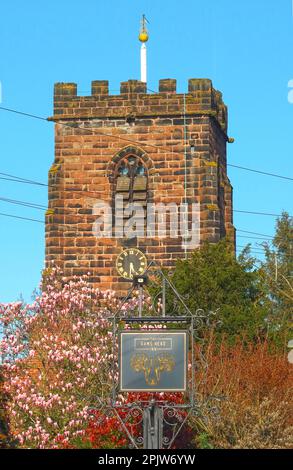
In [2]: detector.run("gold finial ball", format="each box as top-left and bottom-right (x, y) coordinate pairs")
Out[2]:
(139, 31), (149, 43)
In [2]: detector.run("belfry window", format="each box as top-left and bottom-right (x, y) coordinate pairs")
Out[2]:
(114, 155), (148, 230)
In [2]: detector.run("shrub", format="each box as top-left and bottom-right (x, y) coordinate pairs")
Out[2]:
(192, 333), (293, 449)
(84, 393), (194, 449)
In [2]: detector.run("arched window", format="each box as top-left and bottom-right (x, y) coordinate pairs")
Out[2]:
(114, 155), (148, 234)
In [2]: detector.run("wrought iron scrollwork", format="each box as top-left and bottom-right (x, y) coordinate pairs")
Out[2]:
(93, 262), (223, 449)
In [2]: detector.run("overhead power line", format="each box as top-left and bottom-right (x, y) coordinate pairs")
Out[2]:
(0, 105), (292, 182)
(237, 244), (266, 251)
(0, 170), (291, 218)
(0, 196), (47, 210)
(235, 248), (266, 256)
(0, 186), (291, 224)
(237, 235), (274, 241)
(0, 176), (47, 187)
(0, 106), (47, 122)
(0, 172), (48, 187)
(0, 210), (291, 255)
(0, 210), (282, 245)
(1, 168), (291, 222)
(0, 212), (44, 224)
(0, 191), (290, 220)
(227, 164), (293, 181)
(236, 229), (274, 239)
(234, 209), (290, 218)
(0, 210), (287, 257)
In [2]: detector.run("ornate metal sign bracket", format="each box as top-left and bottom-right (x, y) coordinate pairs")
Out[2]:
(96, 262), (219, 449)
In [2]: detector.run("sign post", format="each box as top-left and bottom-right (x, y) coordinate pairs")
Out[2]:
(143, 400), (163, 449)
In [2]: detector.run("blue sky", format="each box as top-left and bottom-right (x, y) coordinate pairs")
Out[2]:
(0, 0), (292, 302)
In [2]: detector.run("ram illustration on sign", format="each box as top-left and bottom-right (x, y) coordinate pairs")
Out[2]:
(119, 331), (188, 392)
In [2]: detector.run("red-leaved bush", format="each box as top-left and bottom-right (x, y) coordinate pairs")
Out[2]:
(85, 393), (194, 449)
(193, 332), (293, 448)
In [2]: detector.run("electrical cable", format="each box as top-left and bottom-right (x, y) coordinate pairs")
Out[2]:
(0, 104), (292, 182)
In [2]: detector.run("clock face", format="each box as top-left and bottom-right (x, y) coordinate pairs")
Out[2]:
(116, 249), (147, 280)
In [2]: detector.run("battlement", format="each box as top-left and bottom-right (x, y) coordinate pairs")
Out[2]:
(52, 78), (227, 132)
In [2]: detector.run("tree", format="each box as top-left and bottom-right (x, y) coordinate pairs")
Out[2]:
(0, 268), (193, 449)
(261, 212), (293, 338)
(160, 240), (267, 341)
(0, 268), (116, 448)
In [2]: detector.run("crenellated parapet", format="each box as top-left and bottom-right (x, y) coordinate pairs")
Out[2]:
(50, 78), (228, 133)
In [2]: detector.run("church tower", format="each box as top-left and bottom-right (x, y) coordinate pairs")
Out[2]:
(45, 76), (235, 294)
(45, 14), (234, 295)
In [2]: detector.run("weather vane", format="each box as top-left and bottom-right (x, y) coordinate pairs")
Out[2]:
(139, 14), (149, 83)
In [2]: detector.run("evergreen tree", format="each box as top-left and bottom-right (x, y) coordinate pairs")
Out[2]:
(159, 240), (267, 341)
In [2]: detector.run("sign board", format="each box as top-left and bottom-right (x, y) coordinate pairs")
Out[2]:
(119, 330), (188, 392)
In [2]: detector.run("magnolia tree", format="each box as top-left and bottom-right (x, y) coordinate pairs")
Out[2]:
(0, 268), (122, 448)
(0, 268), (194, 449)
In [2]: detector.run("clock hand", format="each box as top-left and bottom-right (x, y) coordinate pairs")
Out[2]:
(129, 262), (135, 276)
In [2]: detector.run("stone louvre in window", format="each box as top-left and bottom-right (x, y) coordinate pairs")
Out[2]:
(116, 176), (131, 192)
(133, 176), (147, 191)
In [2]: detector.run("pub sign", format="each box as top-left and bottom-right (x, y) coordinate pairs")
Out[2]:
(119, 331), (188, 392)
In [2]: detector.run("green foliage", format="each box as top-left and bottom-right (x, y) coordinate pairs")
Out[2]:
(197, 432), (214, 449)
(259, 213), (293, 342)
(158, 240), (267, 342)
(150, 213), (292, 345)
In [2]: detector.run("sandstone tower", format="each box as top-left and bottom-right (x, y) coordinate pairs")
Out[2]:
(46, 78), (235, 294)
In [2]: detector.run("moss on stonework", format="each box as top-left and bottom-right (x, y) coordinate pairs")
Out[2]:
(45, 209), (55, 216)
(205, 161), (217, 167)
(207, 204), (219, 211)
(49, 164), (61, 175)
